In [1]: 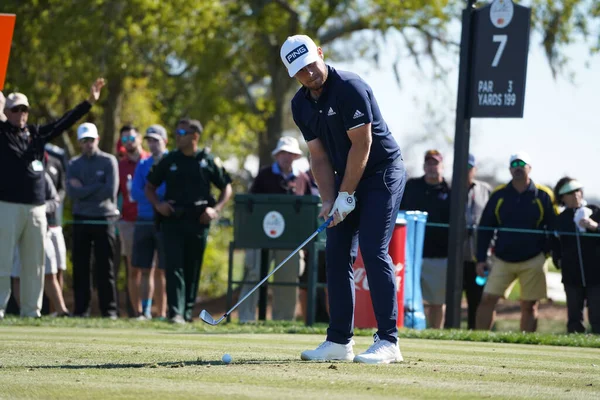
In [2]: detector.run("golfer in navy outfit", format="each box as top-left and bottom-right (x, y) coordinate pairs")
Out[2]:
(281, 35), (406, 364)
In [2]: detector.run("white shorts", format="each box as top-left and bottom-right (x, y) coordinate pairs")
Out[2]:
(48, 226), (67, 271)
(12, 230), (60, 277)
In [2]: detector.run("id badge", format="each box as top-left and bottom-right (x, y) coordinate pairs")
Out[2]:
(31, 160), (44, 172)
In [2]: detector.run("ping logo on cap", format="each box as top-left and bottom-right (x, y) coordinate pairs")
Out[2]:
(285, 44), (308, 64)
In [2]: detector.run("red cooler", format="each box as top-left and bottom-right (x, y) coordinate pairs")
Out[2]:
(353, 220), (406, 329)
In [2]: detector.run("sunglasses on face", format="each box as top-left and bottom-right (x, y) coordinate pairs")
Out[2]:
(176, 128), (193, 136)
(11, 106), (29, 113)
(80, 138), (95, 144)
(121, 135), (137, 143)
(510, 160), (527, 168)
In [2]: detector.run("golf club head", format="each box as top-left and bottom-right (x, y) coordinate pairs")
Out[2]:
(199, 310), (220, 325)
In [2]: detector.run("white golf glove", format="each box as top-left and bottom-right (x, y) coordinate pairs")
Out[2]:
(329, 191), (356, 223)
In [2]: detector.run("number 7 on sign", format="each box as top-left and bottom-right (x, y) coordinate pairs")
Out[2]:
(492, 34), (507, 68)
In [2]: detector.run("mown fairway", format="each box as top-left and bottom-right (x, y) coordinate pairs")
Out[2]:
(0, 321), (599, 399)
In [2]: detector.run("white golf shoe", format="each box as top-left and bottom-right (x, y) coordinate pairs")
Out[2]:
(300, 340), (355, 361)
(353, 334), (403, 364)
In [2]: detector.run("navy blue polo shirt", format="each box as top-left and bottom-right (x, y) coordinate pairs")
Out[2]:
(477, 180), (557, 263)
(291, 65), (401, 178)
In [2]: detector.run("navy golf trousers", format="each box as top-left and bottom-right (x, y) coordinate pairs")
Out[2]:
(325, 159), (406, 345)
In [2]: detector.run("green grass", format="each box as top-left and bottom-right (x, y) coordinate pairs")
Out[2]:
(1, 320), (600, 399)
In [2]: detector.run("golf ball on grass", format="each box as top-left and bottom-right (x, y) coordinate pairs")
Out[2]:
(222, 354), (232, 364)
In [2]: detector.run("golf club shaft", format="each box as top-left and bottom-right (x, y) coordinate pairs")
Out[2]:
(223, 216), (333, 319)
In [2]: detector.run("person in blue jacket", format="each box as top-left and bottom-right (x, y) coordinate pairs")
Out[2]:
(130, 125), (168, 319)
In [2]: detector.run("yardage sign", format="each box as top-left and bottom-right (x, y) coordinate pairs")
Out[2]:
(468, 0), (531, 118)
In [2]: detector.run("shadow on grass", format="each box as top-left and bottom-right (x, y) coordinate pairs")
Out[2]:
(30, 359), (301, 370)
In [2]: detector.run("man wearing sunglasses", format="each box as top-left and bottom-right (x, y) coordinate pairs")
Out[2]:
(117, 125), (150, 318)
(0, 78), (104, 320)
(145, 118), (233, 324)
(475, 151), (557, 332)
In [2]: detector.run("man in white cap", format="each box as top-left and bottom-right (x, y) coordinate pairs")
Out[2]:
(0, 78), (104, 319)
(66, 122), (120, 318)
(281, 35), (406, 363)
(238, 136), (314, 322)
(475, 151), (557, 332)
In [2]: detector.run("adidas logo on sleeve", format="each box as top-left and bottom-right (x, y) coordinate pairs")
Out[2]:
(353, 110), (365, 119)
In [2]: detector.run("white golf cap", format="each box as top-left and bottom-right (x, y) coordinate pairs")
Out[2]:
(77, 122), (99, 141)
(558, 179), (584, 196)
(509, 151), (531, 166)
(280, 35), (320, 78)
(5, 92), (29, 109)
(272, 136), (302, 156)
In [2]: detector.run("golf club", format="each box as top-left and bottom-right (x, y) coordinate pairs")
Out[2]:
(200, 215), (333, 325)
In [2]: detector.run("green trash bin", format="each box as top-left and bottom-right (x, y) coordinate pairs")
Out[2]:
(233, 194), (322, 249)
(228, 194), (325, 325)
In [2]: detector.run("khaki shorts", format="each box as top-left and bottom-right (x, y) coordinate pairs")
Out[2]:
(119, 221), (136, 260)
(485, 253), (547, 301)
(421, 258), (448, 305)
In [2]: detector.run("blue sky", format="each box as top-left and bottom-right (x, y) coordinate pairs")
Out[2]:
(328, 33), (600, 199)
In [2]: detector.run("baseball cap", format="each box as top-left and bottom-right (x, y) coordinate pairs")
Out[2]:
(558, 179), (584, 196)
(77, 122), (99, 141)
(424, 149), (443, 163)
(5, 92), (29, 109)
(280, 35), (320, 78)
(468, 154), (476, 167)
(145, 124), (167, 142)
(272, 136), (302, 156)
(509, 151), (531, 166)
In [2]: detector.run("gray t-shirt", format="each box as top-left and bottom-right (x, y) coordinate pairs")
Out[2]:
(66, 150), (119, 218)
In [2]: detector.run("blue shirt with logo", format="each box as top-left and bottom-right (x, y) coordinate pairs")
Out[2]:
(291, 65), (401, 178)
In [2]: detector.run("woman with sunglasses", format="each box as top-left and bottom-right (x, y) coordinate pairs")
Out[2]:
(552, 177), (600, 334)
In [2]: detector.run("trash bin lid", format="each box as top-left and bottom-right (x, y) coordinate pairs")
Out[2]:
(396, 211), (406, 225)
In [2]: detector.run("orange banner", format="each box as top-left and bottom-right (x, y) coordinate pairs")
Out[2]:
(0, 14), (17, 91)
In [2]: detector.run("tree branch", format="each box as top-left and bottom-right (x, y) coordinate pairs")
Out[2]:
(232, 69), (260, 115)
(408, 24), (459, 48)
(319, 18), (370, 44)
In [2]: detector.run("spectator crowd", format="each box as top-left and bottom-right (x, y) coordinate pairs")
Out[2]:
(0, 84), (597, 334)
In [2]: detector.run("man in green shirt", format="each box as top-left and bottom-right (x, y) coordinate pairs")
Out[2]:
(145, 118), (233, 323)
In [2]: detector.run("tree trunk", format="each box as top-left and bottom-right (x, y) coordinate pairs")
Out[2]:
(100, 75), (124, 155)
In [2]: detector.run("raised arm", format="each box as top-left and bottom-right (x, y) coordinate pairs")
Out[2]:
(39, 78), (104, 142)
